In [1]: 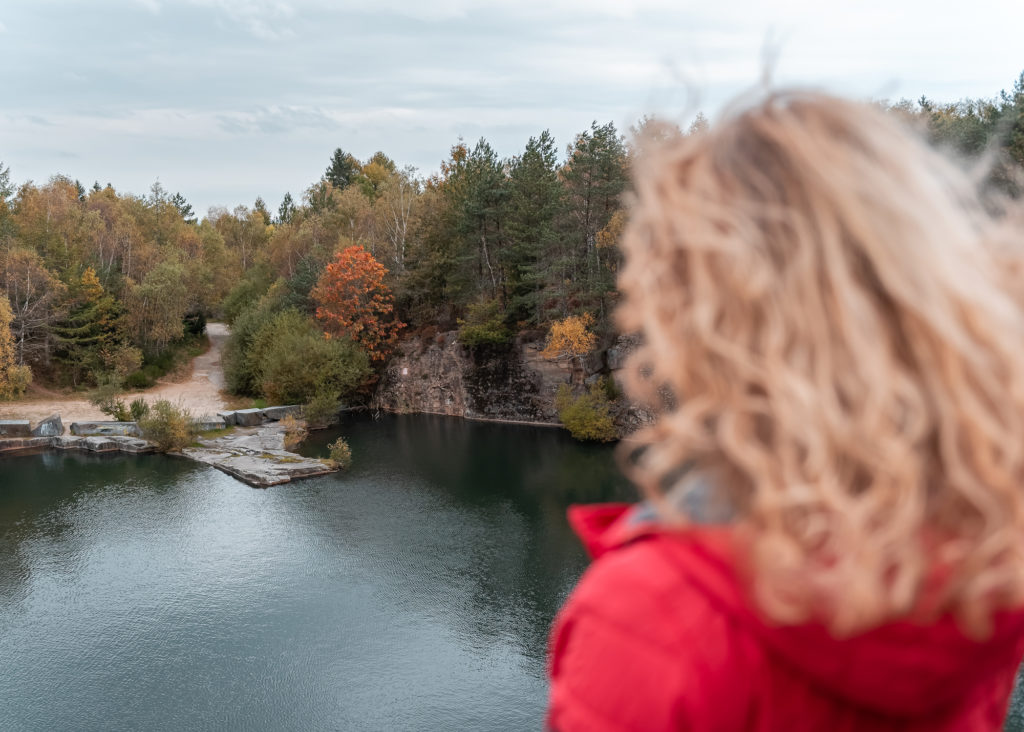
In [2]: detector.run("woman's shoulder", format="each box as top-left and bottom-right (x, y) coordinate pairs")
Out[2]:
(548, 527), (763, 732)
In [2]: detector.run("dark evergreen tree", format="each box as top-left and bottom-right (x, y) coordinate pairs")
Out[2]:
(505, 130), (564, 322)
(277, 192), (296, 224)
(171, 192), (196, 223)
(254, 196), (272, 226)
(51, 267), (123, 386)
(561, 121), (629, 312)
(453, 139), (509, 304)
(325, 148), (360, 189)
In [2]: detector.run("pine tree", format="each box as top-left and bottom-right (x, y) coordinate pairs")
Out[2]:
(325, 148), (360, 190)
(506, 130), (565, 323)
(51, 267), (123, 386)
(254, 196), (272, 226)
(171, 192), (196, 224)
(561, 121), (629, 312)
(277, 192), (296, 224)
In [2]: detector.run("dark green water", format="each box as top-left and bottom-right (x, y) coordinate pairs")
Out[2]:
(3, 413), (1023, 730)
(0, 414), (631, 731)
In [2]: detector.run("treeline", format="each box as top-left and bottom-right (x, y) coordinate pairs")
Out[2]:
(0, 176), (236, 393)
(2, 70), (1022, 410)
(224, 120), (630, 335)
(217, 120), (635, 411)
(887, 71), (1024, 196)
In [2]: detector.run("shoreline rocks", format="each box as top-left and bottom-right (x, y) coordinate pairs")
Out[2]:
(181, 422), (337, 487)
(0, 434), (155, 456)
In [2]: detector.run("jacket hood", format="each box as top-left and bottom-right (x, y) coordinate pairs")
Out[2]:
(568, 503), (1024, 719)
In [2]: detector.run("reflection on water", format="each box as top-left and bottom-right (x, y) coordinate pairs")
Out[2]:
(0, 413), (633, 731)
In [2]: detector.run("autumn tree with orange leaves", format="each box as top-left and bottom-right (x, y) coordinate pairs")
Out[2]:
(312, 245), (405, 361)
(541, 312), (597, 383)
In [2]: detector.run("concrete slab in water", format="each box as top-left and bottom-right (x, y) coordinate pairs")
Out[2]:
(54, 435), (154, 453)
(0, 434), (155, 456)
(183, 423), (336, 487)
(0, 436), (53, 454)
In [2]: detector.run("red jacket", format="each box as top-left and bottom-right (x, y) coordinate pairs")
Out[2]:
(548, 504), (1024, 731)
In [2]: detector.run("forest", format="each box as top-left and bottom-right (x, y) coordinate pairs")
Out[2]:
(1, 71), (1022, 428)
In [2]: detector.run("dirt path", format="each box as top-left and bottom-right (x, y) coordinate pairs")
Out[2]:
(0, 322), (231, 425)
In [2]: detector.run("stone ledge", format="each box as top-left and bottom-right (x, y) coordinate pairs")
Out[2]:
(0, 435), (155, 456)
(1, 423), (329, 488)
(70, 421), (143, 437)
(0, 436), (54, 455)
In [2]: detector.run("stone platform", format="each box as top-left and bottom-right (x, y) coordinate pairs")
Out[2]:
(180, 422), (337, 487)
(0, 416), (331, 489)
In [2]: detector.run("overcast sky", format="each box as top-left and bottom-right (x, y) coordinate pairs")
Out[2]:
(1, 0), (1022, 217)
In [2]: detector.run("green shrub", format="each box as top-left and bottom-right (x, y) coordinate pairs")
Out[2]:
(251, 309), (371, 406)
(328, 437), (353, 470)
(129, 397), (150, 422)
(303, 390), (340, 429)
(457, 299), (511, 348)
(89, 380), (131, 421)
(122, 335), (204, 390)
(222, 296), (282, 395)
(124, 369), (154, 389)
(138, 399), (197, 452)
(599, 375), (623, 402)
(555, 383), (617, 442)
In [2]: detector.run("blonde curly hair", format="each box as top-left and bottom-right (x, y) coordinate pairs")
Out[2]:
(618, 89), (1024, 638)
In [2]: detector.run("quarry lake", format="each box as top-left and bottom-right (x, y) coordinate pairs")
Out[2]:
(0, 413), (630, 731)
(4, 411), (1024, 731)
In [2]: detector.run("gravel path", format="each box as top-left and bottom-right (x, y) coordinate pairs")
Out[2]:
(0, 322), (231, 425)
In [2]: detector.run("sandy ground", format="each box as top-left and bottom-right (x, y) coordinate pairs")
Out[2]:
(0, 322), (231, 425)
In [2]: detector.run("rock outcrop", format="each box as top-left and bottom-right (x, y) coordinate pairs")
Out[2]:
(373, 331), (654, 436)
(372, 332), (564, 424)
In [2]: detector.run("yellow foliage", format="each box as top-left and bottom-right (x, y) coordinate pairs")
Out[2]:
(0, 294), (32, 400)
(596, 209), (627, 249)
(541, 313), (597, 363)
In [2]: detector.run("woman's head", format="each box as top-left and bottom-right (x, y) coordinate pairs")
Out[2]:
(619, 90), (1024, 637)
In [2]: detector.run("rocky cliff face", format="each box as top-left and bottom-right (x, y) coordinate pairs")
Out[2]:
(372, 331), (654, 436)
(372, 332), (563, 423)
